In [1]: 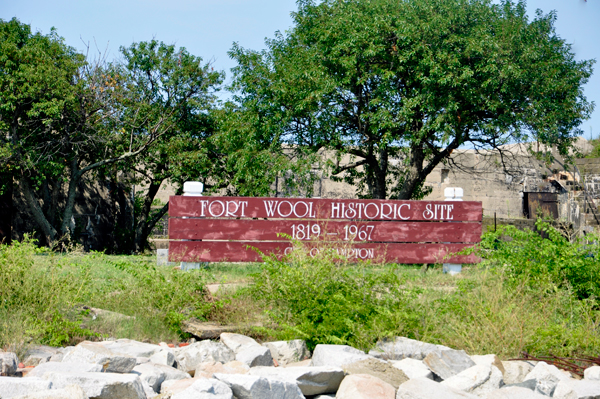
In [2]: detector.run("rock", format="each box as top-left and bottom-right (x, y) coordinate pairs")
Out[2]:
(48, 347), (73, 363)
(0, 377), (52, 399)
(131, 363), (167, 393)
(195, 361), (250, 378)
(141, 379), (158, 398)
(485, 386), (548, 398)
(441, 364), (503, 396)
(310, 344), (371, 368)
(214, 373), (305, 399)
(343, 358), (409, 389)
(397, 377), (479, 398)
(0, 352), (19, 376)
(41, 371), (146, 399)
(236, 346), (274, 367)
(314, 396), (335, 399)
(263, 340), (310, 366)
(369, 337), (450, 361)
(524, 361), (571, 396)
(170, 378), (233, 399)
(585, 366), (600, 380)
(502, 378), (537, 391)
(61, 341), (137, 373)
(10, 384), (87, 399)
(97, 339), (164, 358)
(423, 349), (476, 380)
(150, 350), (176, 367)
(175, 340), (235, 374)
(135, 357), (150, 365)
(391, 358), (434, 380)
(336, 373), (395, 399)
(471, 355), (505, 376)
(22, 346), (59, 367)
(284, 359), (312, 368)
(151, 362), (192, 382)
(161, 378), (197, 395)
(501, 361), (534, 385)
(25, 362), (103, 378)
(553, 379), (600, 399)
(249, 365), (344, 396)
(220, 333), (260, 354)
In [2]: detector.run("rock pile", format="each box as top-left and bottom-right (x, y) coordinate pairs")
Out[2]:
(1, 334), (599, 398)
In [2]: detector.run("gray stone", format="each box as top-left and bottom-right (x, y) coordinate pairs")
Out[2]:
(214, 373), (305, 399)
(391, 358), (433, 380)
(175, 340), (235, 374)
(41, 371), (146, 399)
(0, 377), (52, 399)
(441, 364), (503, 396)
(236, 345), (273, 367)
(343, 358), (409, 389)
(61, 341), (137, 373)
(22, 347), (59, 367)
(396, 377), (479, 398)
(220, 333), (260, 354)
(370, 337), (450, 361)
(502, 378), (537, 391)
(501, 361), (534, 385)
(140, 379), (158, 398)
(135, 357), (150, 365)
(48, 347), (73, 363)
(25, 362), (103, 378)
(149, 349), (175, 367)
(249, 365), (344, 395)
(152, 362), (191, 382)
(470, 355), (505, 376)
(310, 344), (371, 368)
(131, 362), (167, 393)
(485, 386), (548, 399)
(586, 366), (600, 381)
(170, 378), (233, 399)
(10, 384), (87, 399)
(0, 352), (19, 376)
(97, 339), (164, 358)
(553, 379), (600, 399)
(524, 361), (572, 396)
(423, 349), (476, 380)
(336, 374), (395, 399)
(262, 340), (310, 366)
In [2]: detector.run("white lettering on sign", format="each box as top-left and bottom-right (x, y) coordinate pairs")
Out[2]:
(423, 204), (454, 220)
(198, 200), (248, 217)
(263, 200), (317, 218)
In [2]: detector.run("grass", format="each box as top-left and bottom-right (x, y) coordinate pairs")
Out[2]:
(1, 223), (599, 361)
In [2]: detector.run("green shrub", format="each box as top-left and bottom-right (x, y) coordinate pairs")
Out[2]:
(250, 244), (405, 351)
(479, 220), (600, 300)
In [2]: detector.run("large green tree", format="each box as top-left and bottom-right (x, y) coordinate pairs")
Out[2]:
(230, 0), (594, 199)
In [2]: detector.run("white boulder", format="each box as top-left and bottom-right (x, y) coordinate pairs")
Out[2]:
(0, 352), (19, 376)
(501, 361), (534, 385)
(214, 372), (305, 399)
(10, 384), (87, 399)
(25, 362), (103, 378)
(170, 378), (233, 399)
(236, 346), (274, 367)
(220, 333), (260, 354)
(370, 337), (450, 360)
(553, 379), (600, 399)
(131, 362), (167, 393)
(585, 366), (600, 381)
(336, 374), (395, 399)
(263, 340), (310, 366)
(41, 371), (146, 399)
(175, 341), (235, 374)
(0, 377), (52, 399)
(249, 365), (344, 395)
(391, 358), (433, 380)
(441, 364), (503, 396)
(397, 377), (479, 398)
(61, 341), (137, 373)
(484, 386), (547, 398)
(310, 344), (371, 368)
(524, 361), (572, 396)
(423, 349), (476, 380)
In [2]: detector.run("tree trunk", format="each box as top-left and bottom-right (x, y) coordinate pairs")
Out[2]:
(59, 157), (81, 238)
(20, 177), (57, 244)
(133, 179), (163, 252)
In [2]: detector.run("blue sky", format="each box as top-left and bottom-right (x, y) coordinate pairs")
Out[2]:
(2, 0), (599, 139)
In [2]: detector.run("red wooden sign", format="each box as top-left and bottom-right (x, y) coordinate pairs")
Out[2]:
(168, 196), (482, 264)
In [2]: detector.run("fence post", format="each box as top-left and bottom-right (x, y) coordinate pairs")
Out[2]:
(443, 187), (464, 275)
(181, 182), (205, 271)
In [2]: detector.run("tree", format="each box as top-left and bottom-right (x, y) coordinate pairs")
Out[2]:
(110, 40), (224, 252)
(229, 0), (594, 199)
(0, 19), (167, 246)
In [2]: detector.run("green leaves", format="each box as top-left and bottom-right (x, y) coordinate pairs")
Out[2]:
(230, 0), (593, 199)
